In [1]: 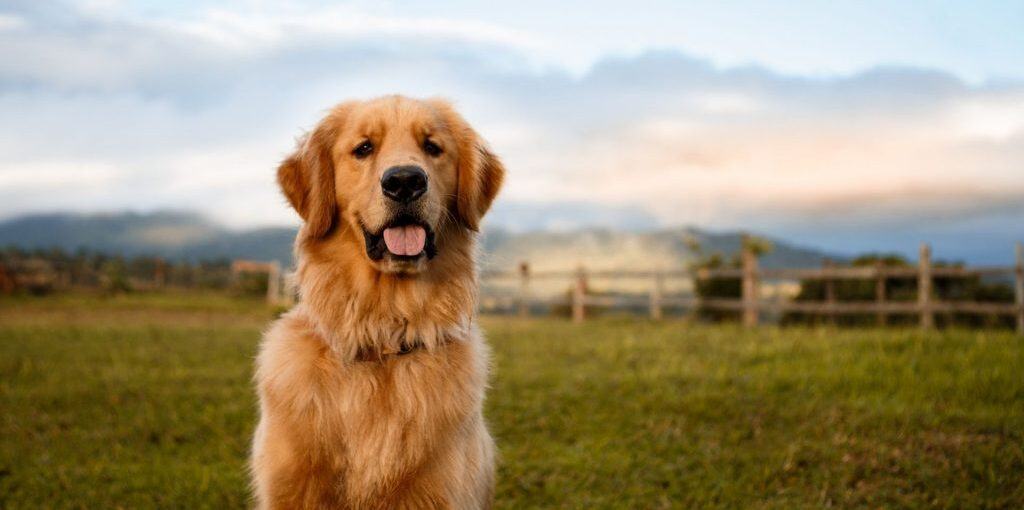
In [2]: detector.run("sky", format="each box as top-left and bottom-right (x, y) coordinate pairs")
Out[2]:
(1, 0), (1023, 262)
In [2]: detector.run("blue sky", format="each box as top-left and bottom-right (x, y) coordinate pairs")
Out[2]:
(82, 0), (1024, 81)
(1, 0), (1023, 261)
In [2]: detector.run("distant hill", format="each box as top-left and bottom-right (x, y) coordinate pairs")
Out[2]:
(481, 226), (833, 273)
(0, 211), (296, 264)
(0, 211), (838, 270)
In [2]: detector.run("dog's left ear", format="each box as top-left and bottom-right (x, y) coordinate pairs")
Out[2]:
(437, 102), (505, 232)
(457, 142), (505, 232)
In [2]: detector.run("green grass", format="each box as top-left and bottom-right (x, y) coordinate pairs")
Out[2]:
(1, 294), (1022, 508)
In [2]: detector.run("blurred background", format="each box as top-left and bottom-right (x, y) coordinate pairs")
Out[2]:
(1, 1), (1022, 508)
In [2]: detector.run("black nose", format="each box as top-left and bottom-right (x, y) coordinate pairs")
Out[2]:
(381, 166), (428, 204)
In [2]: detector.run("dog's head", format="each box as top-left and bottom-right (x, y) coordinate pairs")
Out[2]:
(278, 96), (504, 275)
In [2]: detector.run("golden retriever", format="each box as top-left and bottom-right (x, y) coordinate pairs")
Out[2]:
(250, 95), (504, 509)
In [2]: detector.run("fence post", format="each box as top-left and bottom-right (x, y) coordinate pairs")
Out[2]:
(1015, 242), (1023, 335)
(154, 258), (166, 289)
(282, 271), (296, 307)
(918, 243), (933, 330)
(741, 238), (759, 327)
(649, 270), (664, 320)
(824, 258), (836, 326)
(267, 261), (281, 305)
(689, 268), (705, 323)
(518, 261), (530, 318)
(572, 266), (586, 323)
(874, 260), (887, 327)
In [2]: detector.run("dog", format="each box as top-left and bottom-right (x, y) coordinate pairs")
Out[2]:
(250, 96), (504, 509)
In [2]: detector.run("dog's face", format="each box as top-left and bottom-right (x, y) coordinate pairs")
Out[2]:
(278, 96), (504, 275)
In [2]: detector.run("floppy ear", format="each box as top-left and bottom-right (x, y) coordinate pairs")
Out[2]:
(457, 142), (505, 231)
(450, 120), (505, 232)
(277, 117), (340, 238)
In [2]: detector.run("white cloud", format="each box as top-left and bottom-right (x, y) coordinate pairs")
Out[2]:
(950, 94), (1024, 142)
(689, 91), (761, 114)
(0, 14), (26, 31)
(0, 161), (122, 188)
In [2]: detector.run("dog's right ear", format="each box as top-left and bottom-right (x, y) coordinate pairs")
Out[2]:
(277, 116), (341, 239)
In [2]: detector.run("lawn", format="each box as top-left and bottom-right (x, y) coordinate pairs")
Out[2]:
(1, 293), (1022, 509)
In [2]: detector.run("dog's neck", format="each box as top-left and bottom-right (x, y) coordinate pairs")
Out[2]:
(293, 223), (478, 362)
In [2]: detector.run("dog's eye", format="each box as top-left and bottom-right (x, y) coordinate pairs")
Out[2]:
(423, 139), (443, 157)
(352, 140), (374, 159)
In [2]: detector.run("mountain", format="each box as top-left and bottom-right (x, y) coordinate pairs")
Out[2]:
(481, 226), (832, 273)
(0, 211), (837, 270)
(0, 211), (296, 263)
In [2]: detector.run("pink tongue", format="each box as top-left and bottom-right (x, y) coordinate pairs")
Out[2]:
(382, 225), (426, 256)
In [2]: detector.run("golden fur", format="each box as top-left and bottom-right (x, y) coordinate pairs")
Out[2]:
(250, 96), (504, 509)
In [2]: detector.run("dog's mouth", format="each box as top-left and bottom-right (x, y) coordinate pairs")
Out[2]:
(362, 215), (437, 261)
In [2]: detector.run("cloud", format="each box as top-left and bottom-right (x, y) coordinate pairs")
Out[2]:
(0, 1), (1022, 261)
(0, 13), (26, 31)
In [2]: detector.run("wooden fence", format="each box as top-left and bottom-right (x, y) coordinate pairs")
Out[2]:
(481, 241), (1024, 334)
(230, 260), (296, 306)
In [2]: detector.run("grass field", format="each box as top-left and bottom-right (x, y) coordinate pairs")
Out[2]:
(1, 293), (1022, 509)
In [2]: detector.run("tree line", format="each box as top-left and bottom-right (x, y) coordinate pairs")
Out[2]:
(0, 247), (268, 296)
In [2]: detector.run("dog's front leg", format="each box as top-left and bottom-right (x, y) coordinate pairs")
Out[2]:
(251, 415), (341, 510)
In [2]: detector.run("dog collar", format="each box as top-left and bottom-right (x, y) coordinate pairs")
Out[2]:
(352, 336), (453, 363)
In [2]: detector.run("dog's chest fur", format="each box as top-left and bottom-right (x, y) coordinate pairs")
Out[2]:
(253, 310), (492, 509)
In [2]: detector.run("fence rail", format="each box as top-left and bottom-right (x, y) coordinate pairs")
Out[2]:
(482, 241), (1024, 334)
